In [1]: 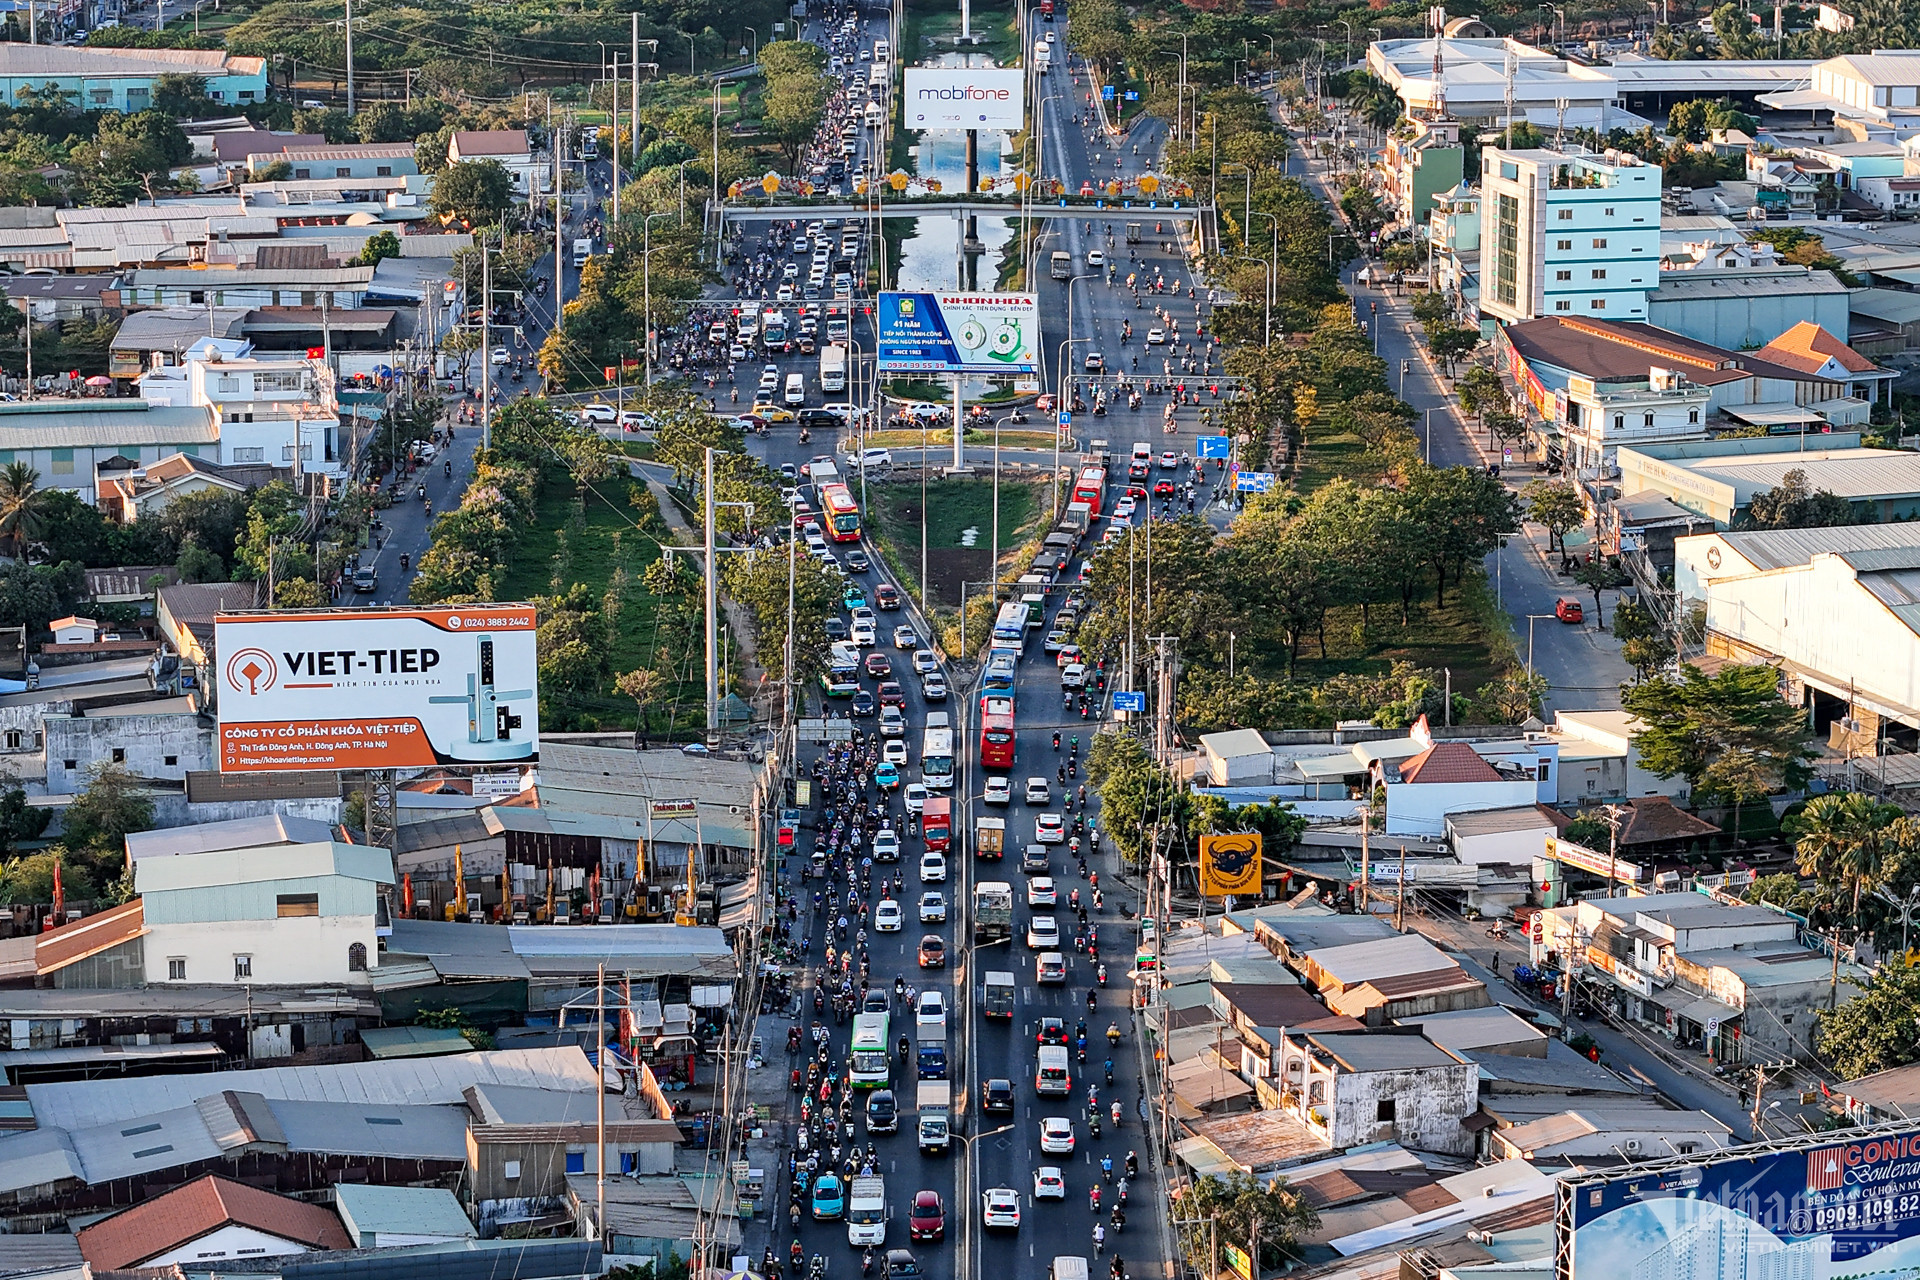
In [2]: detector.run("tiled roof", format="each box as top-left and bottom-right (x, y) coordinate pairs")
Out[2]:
(34, 900), (143, 977)
(1505, 316), (1836, 388)
(76, 1174), (352, 1271)
(450, 130), (531, 158)
(1617, 795), (1721, 845)
(1395, 741), (1500, 784)
(1758, 320), (1880, 375)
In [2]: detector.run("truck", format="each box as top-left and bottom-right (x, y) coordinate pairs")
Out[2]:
(922, 795), (952, 853)
(1059, 500), (1092, 537)
(916, 1021), (947, 1079)
(820, 344), (848, 393)
(1040, 0), (1055, 16)
(975, 815), (1004, 861)
(916, 1081), (952, 1153)
(973, 880), (1014, 943)
(847, 1176), (887, 1246)
(1033, 39), (1052, 71)
(1049, 248), (1071, 279)
(1021, 591), (1047, 630)
(984, 969), (1016, 1017)
(572, 237), (593, 268)
(764, 310), (791, 348)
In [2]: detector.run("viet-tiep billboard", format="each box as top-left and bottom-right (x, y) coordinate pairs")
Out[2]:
(214, 606), (539, 771)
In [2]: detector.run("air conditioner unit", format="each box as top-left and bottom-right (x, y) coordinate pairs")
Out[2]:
(1624, 1138), (1643, 1154)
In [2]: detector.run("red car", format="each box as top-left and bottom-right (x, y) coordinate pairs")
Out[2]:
(918, 934), (946, 968)
(1123, 485), (1147, 501)
(877, 681), (907, 708)
(865, 653), (893, 679)
(1153, 479), (1175, 497)
(876, 584), (902, 610)
(910, 1191), (945, 1240)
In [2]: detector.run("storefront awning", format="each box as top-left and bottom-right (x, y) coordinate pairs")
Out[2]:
(1723, 402), (1825, 427)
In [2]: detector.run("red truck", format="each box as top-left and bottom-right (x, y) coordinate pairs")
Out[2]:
(922, 796), (952, 853)
(1040, 0), (1054, 19)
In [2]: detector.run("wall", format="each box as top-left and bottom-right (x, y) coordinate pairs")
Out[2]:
(1329, 1061), (1479, 1155)
(1648, 284), (1852, 351)
(43, 712), (210, 794)
(1384, 779), (1541, 836)
(144, 911), (376, 986)
(1493, 1123), (1728, 1159)
(143, 1224), (314, 1268)
(1452, 823), (1554, 867)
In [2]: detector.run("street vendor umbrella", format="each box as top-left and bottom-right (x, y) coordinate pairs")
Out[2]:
(83, 376), (111, 387)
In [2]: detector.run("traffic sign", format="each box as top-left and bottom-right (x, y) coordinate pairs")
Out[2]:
(1102, 85), (1115, 99)
(1058, 410), (1071, 428)
(798, 718), (828, 743)
(1234, 471), (1277, 493)
(1196, 435), (1230, 459)
(1112, 691), (1146, 713)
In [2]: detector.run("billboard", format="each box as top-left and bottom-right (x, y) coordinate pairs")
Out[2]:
(1199, 832), (1262, 897)
(1562, 1126), (1920, 1280)
(901, 68), (1025, 130)
(214, 606), (539, 772)
(876, 292), (1039, 375)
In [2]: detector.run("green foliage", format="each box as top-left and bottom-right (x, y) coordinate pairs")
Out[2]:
(0, 785), (46, 859)
(0, 851), (94, 906)
(356, 229), (402, 266)
(1176, 1171), (1320, 1272)
(1520, 479), (1586, 553)
(1820, 958), (1920, 1079)
(1744, 466), (1864, 529)
(757, 41), (831, 173)
(1611, 600), (1675, 679)
(1622, 662), (1817, 798)
(430, 159), (515, 228)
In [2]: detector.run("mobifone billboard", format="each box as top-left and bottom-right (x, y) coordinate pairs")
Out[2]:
(1563, 1126), (1920, 1279)
(901, 68), (1025, 131)
(214, 607), (540, 772)
(876, 292), (1039, 375)
(1199, 832), (1262, 897)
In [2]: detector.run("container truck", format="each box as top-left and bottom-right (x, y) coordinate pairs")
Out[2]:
(916, 1081), (952, 1153)
(821, 343), (848, 393)
(1060, 501), (1092, 536)
(917, 1022), (947, 1079)
(984, 970), (1016, 1017)
(975, 815), (1004, 860)
(973, 881), (1014, 943)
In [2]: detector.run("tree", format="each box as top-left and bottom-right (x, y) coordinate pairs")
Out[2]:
(1622, 662), (1816, 798)
(1521, 479), (1586, 554)
(1177, 1172), (1320, 1274)
(355, 229), (401, 267)
(0, 461), (50, 556)
(1475, 669), (1549, 722)
(59, 761), (154, 876)
(1790, 791), (1905, 931)
(1611, 600), (1675, 679)
(1425, 323), (1480, 376)
(1821, 960), (1920, 1078)
(1745, 467), (1861, 529)
(1669, 98), (1711, 143)
(1571, 555), (1631, 628)
(615, 668), (661, 746)
(150, 72), (210, 116)
(430, 160), (515, 228)
(0, 784), (46, 856)
(1403, 464), (1520, 607)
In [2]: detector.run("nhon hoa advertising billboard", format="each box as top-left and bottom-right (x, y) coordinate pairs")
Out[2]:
(1562, 1126), (1920, 1280)
(876, 292), (1039, 375)
(214, 606), (539, 772)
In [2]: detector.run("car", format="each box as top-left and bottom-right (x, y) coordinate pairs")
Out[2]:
(1027, 877), (1057, 906)
(1153, 479), (1175, 497)
(904, 783), (928, 815)
(1023, 844), (1050, 873)
(874, 899), (904, 931)
(1027, 914), (1059, 949)
(876, 760), (901, 788)
(1037, 1016), (1067, 1045)
(1036, 813), (1064, 843)
(579, 402), (617, 424)
(875, 583), (902, 609)
(915, 988), (946, 1030)
(750, 403), (797, 423)
(1033, 1167), (1066, 1200)
(812, 1172), (846, 1219)
(912, 648), (938, 675)
(984, 1077), (1016, 1113)
(893, 625), (919, 649)
(490, 346), (511, 365)
(851, 620), (877, 646)
(852, 447), (894, 471)
(879, 707), (907, 739)
(982, 1187), (1021, 1231)
(862, 651), (891, 678)
(1025, 777), (1052, 805)
(1040, 1117), (1075, 1154)
(877, 681), (906, 708)
(730, 342), (750, 362)
(619, 409), (656, 432)
(883, 739), (908, 767)
(826, 617), (850, 640)
(1055, 646), (1084, 669)
(918, 933), (946, 967)
(1087, 249), (1106, 268)
(1127, 459), (1150, 481)
(846, 584), (870, 611)
(886, 1249), (921, 1280)
(921, 850), (947, 882)
(1556, 597), (1584, 623)
(851, 605), (877, 627)
(909, 1191), (945, 1240)
(1160, 450), (1180, 470)
(864, 989), (890, 1013)
(850, 689), (877, 717)
(1146, 327), (1166, 345)
(984, 776), (1012, 805)
(872, 828), (901, 862)
(1061, 663), (1087, 689)
(847, 550), (871, 572)
(1083, 351), (1105, 372)
(922, 672), (948, 701)
(919, 890), (947, 923)
(1043, 629), (1070, 654)
(1112, 496), (1137, 521)
(351, 566), (378, 593)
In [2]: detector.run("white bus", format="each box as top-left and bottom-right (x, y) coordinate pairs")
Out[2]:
(572, 238), (592, 268)
(850, 1012), (891, 1088)
(992, 601), (1026, 645)
(921, 727), (955, 790)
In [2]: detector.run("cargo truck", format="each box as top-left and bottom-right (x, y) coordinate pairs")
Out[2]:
(821, 344), (848, 393)
(922, 796), (952, 852)
(973, 880), (1014, 943)
(917, 1022), (947, 1079)
(847, 1176), (887, 1246)
(975, 815), (1005, 861)
(1060, 501), (1092, 536)
(916, 1081), (952, 1153)
(1033, 39), (1052, 70)
(984, 970), (1016, 1017)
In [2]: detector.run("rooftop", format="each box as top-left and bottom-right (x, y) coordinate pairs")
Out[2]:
(1446, 805), (1561, 837)
(0, 44), (265, 77)
(1506, 316), (1834, 388)
(125, 813), (336, 861)
(450, 129), (531, 157)
(1201, 728), (1273, 759)
(332, 1184), (476, 1247)
(0, 399), (216, 450)
(1393, 740), (1501, 785)
(1702, 521), (1920, 573)
(1302, 1032), (1466, 1072)
(1399, 1005), (1547, 1053)
(1758, 320), (1881, 375)
(1615, 795), (1722, 845)
(1621, 437), (1920, 506)
(1647, 265), (1846, 302)
(76, 1174), (351, 1271)
(134, 840), (394, 893)
(1304, 933), (1459, 990)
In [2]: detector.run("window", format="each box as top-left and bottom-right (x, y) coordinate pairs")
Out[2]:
(168, 957), (186, 980)
(1555, 270), (1572, 281)
(1592, 238), (1608, 249)
(1592, 299), (1606, 310)
(377, 165), (392, 177)
(348, 942), (368, 972)
(1557, 208), (1573, 220)
(4, 732), (18, 751)
(62, 759), (76, 771)
(110, 748), (125, 764)
(232, 447), (265, 463)
(1555, 238), (1572, 250)
(504, 1160), (523, 1179)
(239, 90), (256, 100)
(233, 955), (253, 980)
(1555, 300), (1572, 311)
(1592, 269), (1606, 280)
(1605, 207), (1614, 216)
(294, 168), (312, 180)
(276, 893), (320, 918)
(50, 449), (72, 476)
(1376, 1099), (1397, 1123)
(217, 374), (240, 394)
(1644, 413), (1655, 427)
(1539, 762), (1551, 782)
(1783, 1013), (1795, 1025)
(1689, 409), (1700, 423)
(1614, 415), (1625, 429)
(89, 89), (112, 105)
(565, 1151), (587, 1174)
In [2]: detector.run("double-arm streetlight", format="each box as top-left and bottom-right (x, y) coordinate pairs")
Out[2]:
(1053, 270), (1099, 518)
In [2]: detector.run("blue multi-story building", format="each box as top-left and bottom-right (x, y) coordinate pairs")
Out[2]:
(0, 44), (268, 111)
(1478, 147), (1662, 327)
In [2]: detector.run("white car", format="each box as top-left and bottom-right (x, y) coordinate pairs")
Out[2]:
(919, 891), (947, 923)
(916, 988), (947, 1033)
(879, 706), (907, 738)
(1027, 914), (1059, 949)
(1146, 327), (1166, 345)
(1040, 1117), (1076, 1155)
(913, 649), (939, 675)
(922, 672), (948, 701)
(1112, 496), (1137, 521)
(579, 402), (616, 424)
(982, 1187), (1021, 1231)
(490, 346), (510, 365)
(1036, 813), (1064, 843)
(983, 776), (1012, 805)
(874, 899), (904, 932)
(893, 625), (919, 649)
(882, 739), (908, 766)
(921, 851), (948, 882)
(1033, 1168), (1066, 1200)
(1027, 877), (1057, 907)
(872, 827), (900, 862)
(1087, 249), (1105, 268)
(904, 783), (929, 816)
(1025, 777), (1051, 805)
(850, 620), (877, 646)
(1061, 663), (1087, 690)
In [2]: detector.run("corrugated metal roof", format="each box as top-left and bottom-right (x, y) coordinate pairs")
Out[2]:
(135, 840), (392, 892)
(1716, 522), (1920, 571)
(265, 1098), (470, 1160)
(0, 400), (215, 448)
(333, 1185), (475, 1246)
(0, 1127), (82, 1195)
(1689, 447), (1920, 503)
(360, 1026), (475, 1060)
(0, 1234), (81, 1270)
(126, 814), (336, 861)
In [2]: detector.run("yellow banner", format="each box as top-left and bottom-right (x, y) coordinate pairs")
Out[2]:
(1200, 832), (1262, 897)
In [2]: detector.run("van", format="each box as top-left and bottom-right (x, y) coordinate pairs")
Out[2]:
(1035, 1045), (1071, 1095)
(874, 39), (891, 62)
(784, 372), (807, 407)
(1036, 951), (1066, 984)
(1050, 1259), (1090, 1280)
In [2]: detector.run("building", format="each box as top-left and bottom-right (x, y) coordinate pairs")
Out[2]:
(1402, 1006), (1550, 1058)
(332, 1184), (477, 1249)
(108, 306), (251, 381)
(464, 1082), (682, 1201)
(0, 46), (268, 112)
(0, 274), (120, 326)
(1444, 805), (1560, 867)
(1545, 709), (1694, 803)
(1378, 739), (1547, 838)
(1273, 1031), (1480, 1155)
(1427, 183), (1481, 320)
(95, 451), (258, 524)
(248, 143), (418, 182)
(1378, 117), (1464, 233)
(138, 336), (345, 478)
(75, 1174), (352, 1271)
(1644, 266), (1851, 352)
(0, 399), (218, 502)
(1489, 1107), (1732, 1161)
(1768, 52), (1920, 135)
(1295, 933), (1491, 1024)
(1755, 320), (1896, 405)
(1199, 728), (1278, 786)
(1617, 433), (1920, 528)
(447, 130), (544, 194)
(1478, 148), (1662, 328)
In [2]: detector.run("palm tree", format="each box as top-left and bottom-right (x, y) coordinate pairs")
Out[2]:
(0, 462), (49, 559)
(1789, 791), (1905, 1003)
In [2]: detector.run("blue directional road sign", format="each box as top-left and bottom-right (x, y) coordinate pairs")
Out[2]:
(1234, 470), (1278, 493)
(1125, 90), (1139, 101)
(1058, 410), (1071, 429)
(1112, 691), (1146, 713)
(1196, 435), (1230, 459)
(1102, 85), (1115, 99)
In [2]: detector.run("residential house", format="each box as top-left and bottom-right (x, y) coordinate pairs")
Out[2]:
(0, 275), (119, 326)
(1274, 1031), (1480, 1155)
(95, 451), (259, 524)
(447, 129), (545, 195)
(1545, 709), (1694, 803)
(0, 46), (267, 112)
(1295, 933), (1491, 1023)
(1378, 116), (1464, 233)
(156, 579), (260, 701)
(248, 143), (418, 182)
(1427, 183), (1480, 324)
(464, 1081), (682, 1201)
(75, 1174), (351, 1271)
(1478, 147), (1662, 327)
(138, 336), (344, 478)
(107, 306), (250, 382)
(1198, 728), (1277, 786)
(1400, 1005), (1550, 1058)
(332, 1185), (477, 1249)
(0, 399), (218, 502)
(1378, 740), (1545, 838)
(1756, 320), (1896, 405)
(1489, 1107), (1732, 1161)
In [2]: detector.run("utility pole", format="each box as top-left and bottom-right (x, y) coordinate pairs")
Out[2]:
(1358, 809), (1371, 913)
(480, 237), (492, 450)
(344, 0), (354, 116)
(595, 961), (607, 1248)
(610, 54), (621, 230)
(704, 447), (719, 744)
(1394, 844), (1407, 931)
(632, 12), (642, 170)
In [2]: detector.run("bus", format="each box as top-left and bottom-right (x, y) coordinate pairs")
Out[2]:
(1071, 465), (1107, 516)
(820, 483), (862, 541)
(979, 705), (1015, 770)
(850, 1013), (891, 1088)
(992, 601), (1027, 645)
(921, 727), (955, 790)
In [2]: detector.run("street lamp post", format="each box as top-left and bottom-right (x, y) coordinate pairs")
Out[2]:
(1525, 613), (1558, 677)
(641, 212), (672, 396)
(1333, 18), (1353, 67)
(1053, 271), (1098, 520)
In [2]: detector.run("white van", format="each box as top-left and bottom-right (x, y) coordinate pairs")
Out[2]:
(1035, 1045), (1071, 1095)
(1050, 1259), (1090, 1280)
(873, 39), (891, 63)
(784, 372), (807, 407)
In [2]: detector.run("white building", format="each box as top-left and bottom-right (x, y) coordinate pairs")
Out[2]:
(447, 129), (546, 195)
(1479, 148), (1661, 327)
(1378, 739), (1548, 838)
(138, 336), (344, 478)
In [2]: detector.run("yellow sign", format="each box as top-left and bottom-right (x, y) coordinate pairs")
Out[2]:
(761, 172), (782, 195)
(889, 170), (911, 192)
(1199, 832), (1262, 897)
(853, 177), (869, 196)
(1011, 172), (1030, 191)
(1138, 174), (1159, 195)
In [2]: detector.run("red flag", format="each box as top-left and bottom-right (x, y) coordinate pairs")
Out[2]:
(51, 859), (63, 923)
(403, 872), (414, 914)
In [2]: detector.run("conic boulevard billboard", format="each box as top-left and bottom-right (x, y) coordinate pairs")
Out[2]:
(902, 68), (1025, 131)
(876, 292), (1039, 375)
(214, 606), (540, 772)
(1561, 1125), (1920, 1280)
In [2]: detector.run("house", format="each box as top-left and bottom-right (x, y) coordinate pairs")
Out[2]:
(447, 129), (545, 195)
(46, 618), (97, 646)
(1273, 1031), (1480, 1155)
(1644, 266), (1850, 352)
(1616, 432), (1920, 528)
(1445, 805), (1559, 867)
(0, 399), (219, 502)
(108, 305), (251, 381)
(1477, 147), (1662, 327)
(208, 129), (327, 167)
(1377, 116), (1464, 232)
(95, 452), (260, 524)
(137, 337), (344, 478)
(0, 46), (268, 113)
(247, 143), (418, 182)
(332, 1184), (477, 1249)
(75, 1174), (351, 1271)
(1401, 1006), (1550, 1058)
(1545, 709), (1693, 803)
(0, 274), (120, 326)
(1489, 1107), (1732, 1162)
(1378, 740), (1544, 837)
(1756, 320), (1896, 405)
(1199, 728), (1277, 786)
(464, 1081), (682, 1201)
(1296, 933), (1491, 1024)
